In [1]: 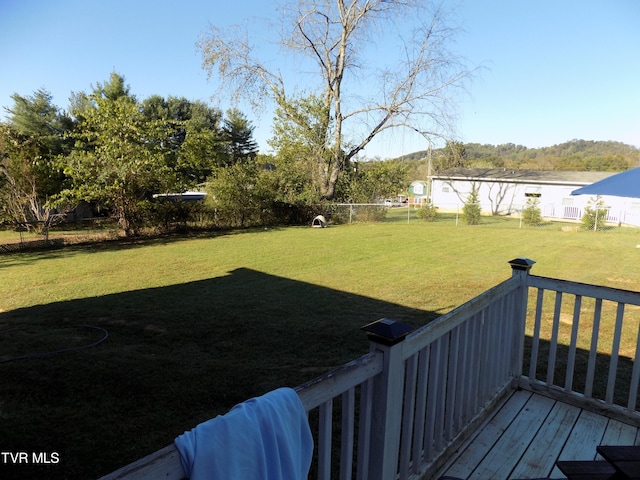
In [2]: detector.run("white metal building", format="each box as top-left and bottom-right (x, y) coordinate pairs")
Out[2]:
(429, 168), (640, 226)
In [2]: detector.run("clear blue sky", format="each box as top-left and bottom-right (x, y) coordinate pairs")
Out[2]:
(1, 0), (638, 158)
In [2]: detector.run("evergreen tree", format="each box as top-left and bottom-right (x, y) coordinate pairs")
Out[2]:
(141, 95), (225, 185)
(581, 196), (609, 231)
(0, 89), (72, 230)
(462, 186), (481, 225)
(522, 197), (543, 226)
(222, 109), (258, 165)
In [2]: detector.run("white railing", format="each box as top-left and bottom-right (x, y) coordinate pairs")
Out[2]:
(388, 263), (529, 480)
(100, 259), (640, 480)
(99, 260), (531, 480)
(519, 275), (640, 423)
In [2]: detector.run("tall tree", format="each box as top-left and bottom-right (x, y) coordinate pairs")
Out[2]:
(141, 95), (225, 185)
(0, 89), (72, 229)
(198, 0), (475, 199)
(268, 93), (337, 200)
(0, 125), (52, 227)
(346, 159), (410, 203)
(5, 89), (73, 150)
(60, 74), (173, 236)
(222, 108), (258, 165)
(433, 139), (466, 172)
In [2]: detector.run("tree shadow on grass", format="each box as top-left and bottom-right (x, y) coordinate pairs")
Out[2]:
(0, 267), (438, 480)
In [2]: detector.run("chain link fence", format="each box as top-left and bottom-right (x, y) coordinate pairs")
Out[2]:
(324, 202), (638, 232)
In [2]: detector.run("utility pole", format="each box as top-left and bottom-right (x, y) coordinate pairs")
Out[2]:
(426, 139), (433, 204)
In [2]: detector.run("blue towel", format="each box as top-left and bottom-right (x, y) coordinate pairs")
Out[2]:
(174, 387), (313, 480)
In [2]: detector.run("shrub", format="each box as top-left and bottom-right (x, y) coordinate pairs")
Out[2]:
(522, 197), (543, 226)
(417, 203), (438, 222)
(581, 196), (609, 231)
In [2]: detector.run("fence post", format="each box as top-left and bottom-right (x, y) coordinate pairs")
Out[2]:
(508, 258), (536, 380)
(361, 318), (413, 480)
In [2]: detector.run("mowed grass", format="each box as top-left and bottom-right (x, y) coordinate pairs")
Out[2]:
(2, 221), (640, 479)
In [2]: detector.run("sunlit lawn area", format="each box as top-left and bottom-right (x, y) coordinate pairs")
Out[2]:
(2, 219), (640, 479)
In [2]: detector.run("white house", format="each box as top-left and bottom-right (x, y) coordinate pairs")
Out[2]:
(428, 168), (640, 226)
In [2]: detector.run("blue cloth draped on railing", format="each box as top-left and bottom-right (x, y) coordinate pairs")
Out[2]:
(174, 387), (313, 480)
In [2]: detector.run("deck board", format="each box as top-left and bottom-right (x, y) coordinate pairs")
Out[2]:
(601, 419), (639, 446)
(470, 394), (556, 479)
(443, 390), (532, 479)
(438, 390), (640, 479)
(510, 401), (581, 479)
(549, 409), (610, 478)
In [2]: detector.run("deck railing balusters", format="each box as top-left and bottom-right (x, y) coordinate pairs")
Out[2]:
(317, 399), (333, 480)
(585, 298), (603, 398)
(547, 291), (563, 385)
(433, 336), (449, 454)
(628, 325), (640, 411)
(339, 388), (355, 480)
(565, 294), (582, 392)
(524, 275), (640, 427)
(485, 303), (499, 392)
(606, 303), (626, 405)
(412, 346), (429, 472)
(444, 326), (460, 442)
(102, 258), (640, 480)
(468, 314), (482, 417)
(399, 354), (418, 479)
(455, 321), (471, 434)
(479, 308), (491, 401)
(355, 378), (373, 480)
(529, 288), (545, 379)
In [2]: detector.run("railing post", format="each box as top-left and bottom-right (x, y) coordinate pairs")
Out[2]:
(508, 258), (535, 380)
(361, 318), (413, 480)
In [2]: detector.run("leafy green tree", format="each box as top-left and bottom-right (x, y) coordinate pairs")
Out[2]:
(0, 89), (73, 230)
(59, 74), (174, 236)
(205, 161), (272, 227)
(267, 94), (327, 204)
(345, 160), (410, 204)
(141, 95), (225, 186)
(462, 186), (481, 225)
(430, 140), (466, 173)
(199, 0), (475, 199)
(0, 125), (48, 227)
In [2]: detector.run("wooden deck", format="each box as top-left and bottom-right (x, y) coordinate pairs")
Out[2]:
(98, 263), (640, 480)
(437, 389), (640, 479)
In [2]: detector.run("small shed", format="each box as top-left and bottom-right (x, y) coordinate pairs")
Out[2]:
(312, 215), (328, 228)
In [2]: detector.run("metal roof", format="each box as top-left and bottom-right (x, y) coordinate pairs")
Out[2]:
(432, 168), (616, 186)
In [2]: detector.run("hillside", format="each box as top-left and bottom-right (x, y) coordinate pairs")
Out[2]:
(398, 139), (640, 173)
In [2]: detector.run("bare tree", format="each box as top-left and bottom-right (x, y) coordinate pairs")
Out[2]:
(198, 0), (476, 199)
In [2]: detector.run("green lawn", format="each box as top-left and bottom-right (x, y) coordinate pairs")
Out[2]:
(1, 221), (640, 479)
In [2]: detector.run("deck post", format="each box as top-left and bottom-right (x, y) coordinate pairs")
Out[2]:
(508, 258), (535, 380)
(361, 318), (413, 480)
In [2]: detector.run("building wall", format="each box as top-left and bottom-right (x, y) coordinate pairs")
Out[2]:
(430, 177), (640, 226)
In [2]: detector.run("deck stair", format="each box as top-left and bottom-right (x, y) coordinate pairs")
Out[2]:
(557, 446), (640, 480)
